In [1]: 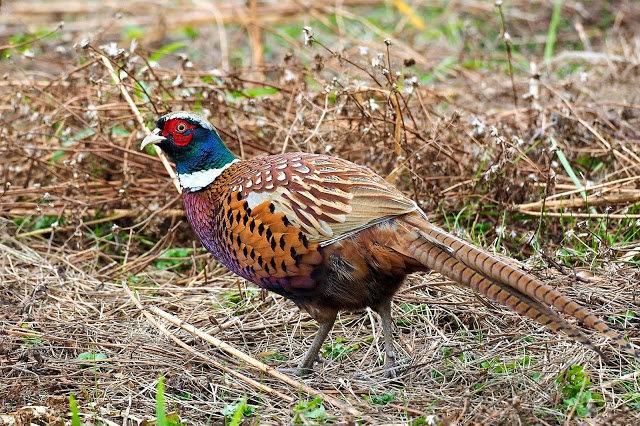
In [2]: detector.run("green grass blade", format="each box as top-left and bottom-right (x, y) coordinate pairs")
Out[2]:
(550, 136), (586, 199)
(544, 0), (563, 62)
(150, 41), (186, 62)
(156, 376), (168, 426)
(69, 394), (82, 426)
(229, 398), (247, 426)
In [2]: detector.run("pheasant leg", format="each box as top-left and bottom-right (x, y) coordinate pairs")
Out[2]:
(376, 299), (398, 378)
(297, 310), (337, 376)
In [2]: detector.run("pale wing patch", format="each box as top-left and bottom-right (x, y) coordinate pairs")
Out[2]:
(245, 191), (271, 209)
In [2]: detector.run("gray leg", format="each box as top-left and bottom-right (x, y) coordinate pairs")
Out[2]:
(297, 311), (337, 376)
(377, 299), (398, 378)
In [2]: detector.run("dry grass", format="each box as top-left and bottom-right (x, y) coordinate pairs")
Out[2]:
(1, 0), (640, 424)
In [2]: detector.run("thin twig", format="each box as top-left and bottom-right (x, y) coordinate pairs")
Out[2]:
(100, 56), (181, 193)
(496, 1), (519, 111)
(123, 284), (294, 404)
(145, 305), (362, 417)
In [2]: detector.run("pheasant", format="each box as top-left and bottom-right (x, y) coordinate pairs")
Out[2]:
(141, 111), (638, 376)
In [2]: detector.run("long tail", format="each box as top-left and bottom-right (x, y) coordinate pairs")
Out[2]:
(398, 214), (639, 359)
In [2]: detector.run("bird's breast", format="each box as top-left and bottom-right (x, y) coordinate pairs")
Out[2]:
(181, 176), (421, 316)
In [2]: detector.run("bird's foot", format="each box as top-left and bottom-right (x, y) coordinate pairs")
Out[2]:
(384, 353), (398, 379)
(277, 365), (314, 377)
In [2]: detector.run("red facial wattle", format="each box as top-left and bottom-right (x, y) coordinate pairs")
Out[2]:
(162, 119), (196, 147)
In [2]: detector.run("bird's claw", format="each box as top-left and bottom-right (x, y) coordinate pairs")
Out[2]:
(384, 353), (398, 379)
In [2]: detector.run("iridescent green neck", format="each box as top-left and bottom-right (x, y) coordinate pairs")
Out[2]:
(175, 129), (237, 191)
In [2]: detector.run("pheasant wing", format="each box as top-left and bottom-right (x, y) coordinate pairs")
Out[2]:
(230, 153), (418, 246)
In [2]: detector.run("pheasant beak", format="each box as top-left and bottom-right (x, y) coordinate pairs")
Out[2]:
(140, 128), (167, 150)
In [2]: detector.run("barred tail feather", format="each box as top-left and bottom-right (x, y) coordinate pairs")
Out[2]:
(400, 215), (639, 359)
(405, 235), (601, 354)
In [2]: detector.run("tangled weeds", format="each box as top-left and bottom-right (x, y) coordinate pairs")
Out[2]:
(2, 0), (640, 424)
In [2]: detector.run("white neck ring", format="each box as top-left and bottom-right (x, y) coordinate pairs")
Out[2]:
(178, 159), (239, 191)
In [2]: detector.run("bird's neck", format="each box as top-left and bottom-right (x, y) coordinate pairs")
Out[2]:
(176, 137), (238, 192)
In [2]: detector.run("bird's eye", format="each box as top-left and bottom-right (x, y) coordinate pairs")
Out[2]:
(175, 123), (187, 133)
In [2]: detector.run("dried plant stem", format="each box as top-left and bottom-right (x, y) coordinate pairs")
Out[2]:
(496, 1), (519, 111)
(247, 0), (264, 70)
(100, 56), (181, 193)
(144, 304), (361, 417)
(601, 370), (640, 388)
(8, 207), (184, 222)
(518, 210), (640, 219)
(516, 192), (640, 212)
(123, 284), (294, 404)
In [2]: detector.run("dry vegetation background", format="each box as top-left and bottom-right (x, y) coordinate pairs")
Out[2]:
(1, 0), (640, 424)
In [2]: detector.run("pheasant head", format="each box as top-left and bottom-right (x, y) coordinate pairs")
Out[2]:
(140, 112), (237, 191)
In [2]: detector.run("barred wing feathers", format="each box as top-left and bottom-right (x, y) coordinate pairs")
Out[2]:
(229, 153), (418, 245)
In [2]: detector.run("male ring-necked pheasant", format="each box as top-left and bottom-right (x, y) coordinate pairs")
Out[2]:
(141, 111), (638, 376)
